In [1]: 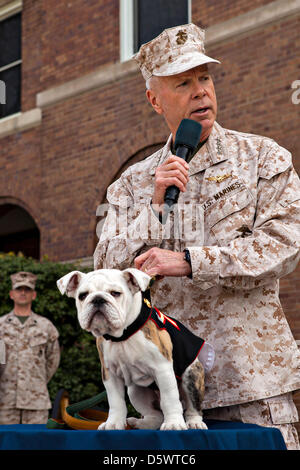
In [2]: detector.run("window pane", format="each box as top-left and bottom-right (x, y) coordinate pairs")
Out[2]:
(136, 0), (188, 49)
(0, 13), (22, 68)
(0, 64), (21, 118)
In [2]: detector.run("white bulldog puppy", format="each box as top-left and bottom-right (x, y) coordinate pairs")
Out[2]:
(57, 268), (209, 431)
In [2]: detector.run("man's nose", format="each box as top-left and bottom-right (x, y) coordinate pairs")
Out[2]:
(191, 80), (206, 99)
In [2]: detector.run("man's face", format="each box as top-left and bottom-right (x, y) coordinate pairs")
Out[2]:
(10, 286), (36, 307)
(146, 65), (217, 142)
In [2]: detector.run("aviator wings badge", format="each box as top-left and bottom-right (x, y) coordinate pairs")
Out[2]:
(206, 174), (231, 183)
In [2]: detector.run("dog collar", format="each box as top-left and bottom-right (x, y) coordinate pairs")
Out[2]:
(103, 290), (152, 342)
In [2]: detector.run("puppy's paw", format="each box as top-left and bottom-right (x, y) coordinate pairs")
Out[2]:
(160, 417), (188, 431)
(127, 416), (162, 430)
(98, 419), (126, 430)
(186, 416), (208, 430)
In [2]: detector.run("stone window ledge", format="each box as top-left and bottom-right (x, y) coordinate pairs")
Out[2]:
(0, 108), (41, 139)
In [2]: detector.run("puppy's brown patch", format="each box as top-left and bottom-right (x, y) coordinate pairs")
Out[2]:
(96, 337), (109, 382)
(182, 361), (205, 411)
(141, 319), (173, 362)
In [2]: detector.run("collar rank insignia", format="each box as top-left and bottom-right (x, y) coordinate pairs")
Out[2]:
(206, 174), (231, 183)
(143, 298), (151, 308)
(216, 137), (223, 154)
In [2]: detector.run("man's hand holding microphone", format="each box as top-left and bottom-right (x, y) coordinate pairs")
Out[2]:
(135, 119), (202, 279)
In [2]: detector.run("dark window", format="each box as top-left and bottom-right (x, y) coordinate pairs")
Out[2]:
(134, 0), (189, 51)
(0, 13), (22, 119)
(0, 204), (40, 259)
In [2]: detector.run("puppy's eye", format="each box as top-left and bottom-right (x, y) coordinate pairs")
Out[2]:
(78, 292), (88, 301)
(110, 291), (121, 298)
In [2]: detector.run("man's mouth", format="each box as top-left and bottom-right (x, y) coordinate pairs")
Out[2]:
(191, 107), (210, 116)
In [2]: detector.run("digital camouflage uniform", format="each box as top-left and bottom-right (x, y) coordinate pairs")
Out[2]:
(94, 121), (300, 449)
(0, 311), (60, 424)
(0, 340), (5, 365)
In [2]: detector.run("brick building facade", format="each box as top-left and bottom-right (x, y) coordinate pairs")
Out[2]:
(0, 0), (299, 432)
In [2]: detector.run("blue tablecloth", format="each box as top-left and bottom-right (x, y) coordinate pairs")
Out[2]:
(0, 420), (286, 451)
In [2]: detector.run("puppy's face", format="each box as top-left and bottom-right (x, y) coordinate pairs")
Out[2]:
(75, 270), (133, 337)
(57, 268), (151, 338)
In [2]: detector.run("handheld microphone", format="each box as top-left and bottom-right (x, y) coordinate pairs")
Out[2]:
(164, 119), (202, 209)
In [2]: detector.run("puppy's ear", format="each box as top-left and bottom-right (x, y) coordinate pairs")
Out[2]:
(122, 268), (151, 294)
(57, 271), (84, 298)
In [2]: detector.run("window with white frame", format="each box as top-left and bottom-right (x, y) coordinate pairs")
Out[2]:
(0, 12), (22, 119)
(120, 0), (191, 62)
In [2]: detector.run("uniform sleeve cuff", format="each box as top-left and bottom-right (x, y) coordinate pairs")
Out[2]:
(188, 246), (220, 290)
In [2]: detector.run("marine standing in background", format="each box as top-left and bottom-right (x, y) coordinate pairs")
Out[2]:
(0, 271), (60, 424)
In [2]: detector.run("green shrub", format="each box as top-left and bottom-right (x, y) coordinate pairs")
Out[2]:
(0, 252), (104, 406)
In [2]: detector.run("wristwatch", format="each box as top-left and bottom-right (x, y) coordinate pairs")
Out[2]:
(183, 249), (193, 279)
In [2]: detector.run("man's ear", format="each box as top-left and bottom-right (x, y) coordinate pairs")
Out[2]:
(146, 88), (163, 115)
(122, 268), (151, 295)
(57, 271), (85, 298)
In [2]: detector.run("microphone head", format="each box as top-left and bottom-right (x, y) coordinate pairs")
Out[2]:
(174, 119), (202, 151)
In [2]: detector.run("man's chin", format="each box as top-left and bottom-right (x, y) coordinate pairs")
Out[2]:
(192, 118), (214, 141)
(189, 110), (214, 123)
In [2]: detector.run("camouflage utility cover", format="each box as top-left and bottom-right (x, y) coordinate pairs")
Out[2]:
(0, 312), (60, 410)
(134, 23), (220, 80)
(94, 122), (300, 409)
(10, 271), (37, 290)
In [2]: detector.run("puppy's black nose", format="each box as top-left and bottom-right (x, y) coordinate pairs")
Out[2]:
(92, 296), (106, 308)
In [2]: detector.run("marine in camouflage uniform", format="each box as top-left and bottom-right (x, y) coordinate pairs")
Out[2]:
(0, 272), (60, 424)
(94, 24), (300, 449)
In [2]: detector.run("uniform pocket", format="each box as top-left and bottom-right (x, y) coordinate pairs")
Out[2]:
(30, 333), (48, 358)
(30, 333), (47, 348)
(267, 395), (299, 425)
(204, 185), (254, 245)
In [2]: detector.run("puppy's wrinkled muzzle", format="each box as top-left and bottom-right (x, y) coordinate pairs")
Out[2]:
(87, 297), (106, 330)
(82, 293), (124, 337)
(88, 311), (103, 331)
